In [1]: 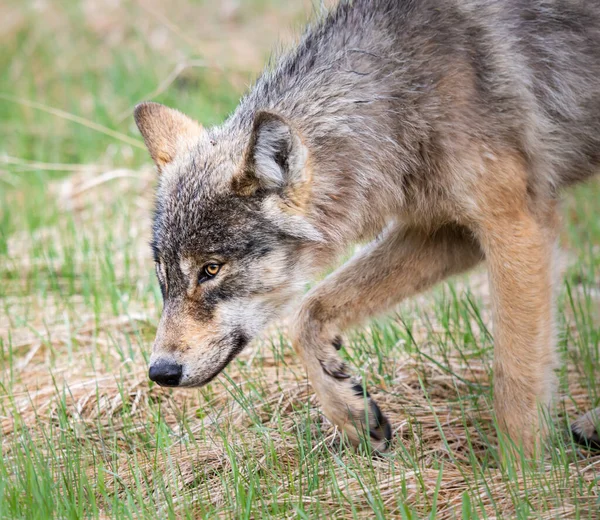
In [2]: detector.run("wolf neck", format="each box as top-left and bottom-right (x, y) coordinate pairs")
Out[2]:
(227, 64), (419, 255)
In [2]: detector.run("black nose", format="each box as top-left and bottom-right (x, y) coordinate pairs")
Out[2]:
(149, 360), (183, 386)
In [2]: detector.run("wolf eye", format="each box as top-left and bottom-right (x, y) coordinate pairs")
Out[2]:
(203, 263), (221, 278)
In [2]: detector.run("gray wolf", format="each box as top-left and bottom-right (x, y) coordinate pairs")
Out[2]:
(135, 0), (600, 457)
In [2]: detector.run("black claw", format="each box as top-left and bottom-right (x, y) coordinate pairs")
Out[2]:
(332, 336), (343, 351)
(369, 410), (392, 449)
(383, 420), (392, 444)
(571, 425), (600, 451)
(368, 399), (392, 450)
(370, 399), (385, 428)
(351, 382), (370, 398)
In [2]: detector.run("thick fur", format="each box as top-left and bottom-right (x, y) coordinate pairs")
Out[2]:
(136, 0), (600, 457)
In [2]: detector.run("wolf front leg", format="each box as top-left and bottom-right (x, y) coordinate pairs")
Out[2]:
(292, 224), (483, 451)
(476, 205), (558, 458)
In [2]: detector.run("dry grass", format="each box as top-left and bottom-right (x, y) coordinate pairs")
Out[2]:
(1, 1), (599, 518)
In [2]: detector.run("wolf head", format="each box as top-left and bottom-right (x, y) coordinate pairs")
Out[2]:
(135, 102), (322, 387)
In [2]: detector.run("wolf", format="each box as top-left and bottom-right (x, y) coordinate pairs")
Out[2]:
(135, 0), (600, 457)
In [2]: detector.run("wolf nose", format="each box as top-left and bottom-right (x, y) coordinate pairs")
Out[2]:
(149, 360), (183, 387)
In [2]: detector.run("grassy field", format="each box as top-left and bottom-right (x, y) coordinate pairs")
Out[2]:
(1, 0), (599, 518)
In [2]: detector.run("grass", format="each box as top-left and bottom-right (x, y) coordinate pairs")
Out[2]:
(0, 0), (599, 518)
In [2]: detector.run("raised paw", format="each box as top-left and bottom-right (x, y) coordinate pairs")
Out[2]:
(292, 320), (392, 453)
(320, 378), (392, 453)
(571, 408), (600, 450)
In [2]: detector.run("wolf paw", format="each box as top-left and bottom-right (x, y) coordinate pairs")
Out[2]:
(346, 382), (392, 452)
(320, 377), (392, 453)
(295, 326), (392, 453)
(571, 409), (600, 450)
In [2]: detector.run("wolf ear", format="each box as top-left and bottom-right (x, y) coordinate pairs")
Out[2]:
(134, 102), (203, 171)
(235, 111), (309, 195)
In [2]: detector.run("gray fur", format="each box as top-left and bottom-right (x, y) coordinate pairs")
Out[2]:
(141, 0), (600, 452)
(152, 0), (600, 333)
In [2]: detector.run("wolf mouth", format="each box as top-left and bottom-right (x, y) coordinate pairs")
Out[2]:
(184, 330), (250, 388)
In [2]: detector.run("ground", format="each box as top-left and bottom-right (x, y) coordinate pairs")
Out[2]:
(0, 1), (599, 518)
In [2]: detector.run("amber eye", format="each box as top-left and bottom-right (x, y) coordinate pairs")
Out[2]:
(204, 263), (221, 277)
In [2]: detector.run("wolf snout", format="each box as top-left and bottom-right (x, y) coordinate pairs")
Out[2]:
(149, 359), (183, 387)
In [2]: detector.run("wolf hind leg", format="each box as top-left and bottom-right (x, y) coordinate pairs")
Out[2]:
(292, 224), (483, 451)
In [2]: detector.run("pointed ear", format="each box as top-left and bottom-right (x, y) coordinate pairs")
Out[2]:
(234, 111), (309, 195)
(134, 102), (203, 170)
